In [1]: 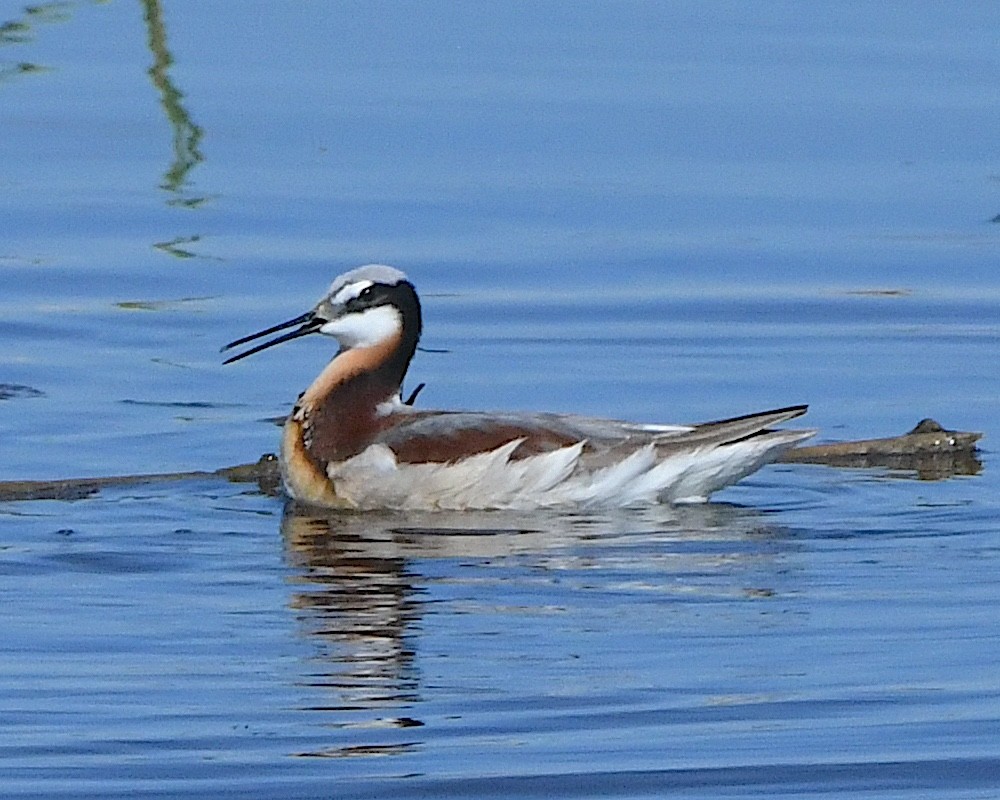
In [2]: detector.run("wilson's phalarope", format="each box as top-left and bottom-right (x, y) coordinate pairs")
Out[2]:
(223, 265), (814, 510)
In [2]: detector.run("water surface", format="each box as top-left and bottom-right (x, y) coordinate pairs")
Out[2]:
(1, 2), (998, 798)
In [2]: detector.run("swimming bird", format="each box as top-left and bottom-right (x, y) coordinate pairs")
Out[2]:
(223, 265), (813, 510)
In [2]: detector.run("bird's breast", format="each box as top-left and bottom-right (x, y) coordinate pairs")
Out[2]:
(280, 411), (351, 508)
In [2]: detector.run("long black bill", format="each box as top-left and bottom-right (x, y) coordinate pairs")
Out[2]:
(221, 312), (323, 364)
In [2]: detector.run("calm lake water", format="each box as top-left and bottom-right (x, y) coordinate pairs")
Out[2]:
(2, 2), (999, 798)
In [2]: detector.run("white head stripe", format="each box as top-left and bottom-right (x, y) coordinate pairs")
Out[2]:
(324, 264), (408, 305)
(331, 279), (374, 306)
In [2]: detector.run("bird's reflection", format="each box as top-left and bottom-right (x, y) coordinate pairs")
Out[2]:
(279, 500), (795, 757)
(283, 508), (423, 711)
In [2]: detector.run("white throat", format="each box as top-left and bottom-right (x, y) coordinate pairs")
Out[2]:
(320, 305), (402, 349)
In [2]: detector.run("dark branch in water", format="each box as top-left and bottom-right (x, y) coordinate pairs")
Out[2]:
(0, 456), (283, 503)
(779, 419), (982, 480)
(0, 420), (982, 503)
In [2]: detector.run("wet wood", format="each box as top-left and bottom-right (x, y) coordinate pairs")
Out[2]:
(0, 420), (982, 502)
(778, 419), (983, 479)
(0, 456), (283, 502)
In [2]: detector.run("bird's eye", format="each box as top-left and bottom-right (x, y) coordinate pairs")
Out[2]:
(358, 286), (374, 300)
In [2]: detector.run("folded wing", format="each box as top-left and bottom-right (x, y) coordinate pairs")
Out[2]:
(320, 404), (814, 510)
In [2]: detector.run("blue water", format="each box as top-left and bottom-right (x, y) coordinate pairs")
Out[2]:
(2, 2), (999, 797)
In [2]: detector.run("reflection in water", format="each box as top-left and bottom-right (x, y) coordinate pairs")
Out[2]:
(0, 1), (71, 83)
(2, 1), (208, 207)
(282, 508), (425, 758)
(153, 233), (212, 259)
(280, 501), (796, 759)
(140, 0), (205, 205)
(283, 510), (422, 705)
(0, 1), (71, 44)
(864, 452), (981, 481)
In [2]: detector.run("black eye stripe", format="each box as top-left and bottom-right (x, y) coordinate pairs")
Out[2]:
(344, 284), (386, 311)
(342, 281), (415, 312)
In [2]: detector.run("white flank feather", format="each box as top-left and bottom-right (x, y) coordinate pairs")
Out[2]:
(666, 430), (808, 503)
(617, 448), (702, 505)
(327, 440), (587, 511)
(557, 445), (658, 507)
(321, 426), (810, 511)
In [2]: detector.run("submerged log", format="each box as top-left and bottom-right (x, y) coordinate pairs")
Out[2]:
(0, 470), (215, 502)
(779, 419), (983, 479)
(0, 456), (283, 503)
(0, 421), (982, 502)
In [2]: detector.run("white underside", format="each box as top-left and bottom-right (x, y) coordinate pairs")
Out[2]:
(319, 432), (809, 511)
